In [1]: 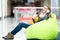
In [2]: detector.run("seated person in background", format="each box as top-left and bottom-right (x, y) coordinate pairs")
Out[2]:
(3, 6), (52, 39)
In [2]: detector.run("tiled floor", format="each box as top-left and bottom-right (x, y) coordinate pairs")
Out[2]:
(0, 17), (27, 40)
(0, 17), (60, 40)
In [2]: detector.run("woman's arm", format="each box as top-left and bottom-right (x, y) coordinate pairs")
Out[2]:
(29, 16), (38, 25)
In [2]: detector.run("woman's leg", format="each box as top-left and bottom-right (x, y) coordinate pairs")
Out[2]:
(11, 22), (30, 35)
(3, 22), (30, 39)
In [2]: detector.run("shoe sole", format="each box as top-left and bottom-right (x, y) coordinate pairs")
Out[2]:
(3, 37), (13, 39)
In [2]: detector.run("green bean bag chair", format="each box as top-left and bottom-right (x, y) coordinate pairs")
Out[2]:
(26, 14), (58, 40)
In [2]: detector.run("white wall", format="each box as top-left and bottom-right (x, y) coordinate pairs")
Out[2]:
(3, 0), (7, 17)
(0, 0), (2, 17)
(3, 0), (11, 17)
(2, 0), (8, 37)
(0, 0), (11, 17)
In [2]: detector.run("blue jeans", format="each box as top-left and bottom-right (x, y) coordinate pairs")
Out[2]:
(11, 22), (30, 35)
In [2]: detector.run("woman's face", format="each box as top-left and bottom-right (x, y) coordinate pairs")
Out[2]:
(42, 6), (48, 13)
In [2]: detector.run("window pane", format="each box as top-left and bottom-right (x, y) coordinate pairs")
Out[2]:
(51, 0), (60, 18)
(51, 0), (58, 7)
(52, 8), (58, 17)
(58, 0), (60, 7)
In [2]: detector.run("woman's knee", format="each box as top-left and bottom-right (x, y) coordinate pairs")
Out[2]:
(18, 22), (25, 25)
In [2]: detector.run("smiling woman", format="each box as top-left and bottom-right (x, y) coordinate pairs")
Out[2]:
(26, 14), (58, 40)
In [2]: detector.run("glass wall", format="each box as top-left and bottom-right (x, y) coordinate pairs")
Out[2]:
(51, 0), (60, 18)
(58, 0), (60, 17)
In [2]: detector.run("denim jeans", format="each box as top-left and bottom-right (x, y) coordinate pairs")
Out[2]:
(11, 22), (30, 35)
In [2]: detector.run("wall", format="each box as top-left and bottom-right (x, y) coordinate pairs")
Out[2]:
(2, 0), (11, 17)
(0, 0), (11, 17)
(41, 0), (51, 7)
(7, 0), (11, 16)
(58, 0), (60, 17)
(3, 0), (7, 17)
(0, 0), (2, 17)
